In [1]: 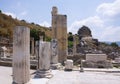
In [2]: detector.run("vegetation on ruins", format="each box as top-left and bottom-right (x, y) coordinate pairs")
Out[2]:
(110, 42), (119, 47)
(68, 32), (73, 48)
(0, 11), (51, 41)
(0, 10), (2, 13)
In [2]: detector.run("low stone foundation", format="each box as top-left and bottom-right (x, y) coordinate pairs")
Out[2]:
(83, 60), (113, 68)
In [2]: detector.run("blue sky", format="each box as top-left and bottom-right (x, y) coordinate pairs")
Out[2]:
(0, 0), (120, 42)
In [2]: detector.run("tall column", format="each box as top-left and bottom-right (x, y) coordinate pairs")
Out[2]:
(13, 26), (30, 84)
(30, 37), (34, 56)
(51, 6), (67, 63)
(35, 41), (52, 78)
(73, 35), (76, 56)
(35, 41), (39, 69)
(51, 39), (60, 69)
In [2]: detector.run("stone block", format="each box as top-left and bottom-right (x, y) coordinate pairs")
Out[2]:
(86, 54), (107, 62)
(64, 60), (73, 71)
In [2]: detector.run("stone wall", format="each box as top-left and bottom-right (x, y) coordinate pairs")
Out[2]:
(86, 54), (107, 62)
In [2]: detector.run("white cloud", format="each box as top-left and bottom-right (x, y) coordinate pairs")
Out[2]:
(20, 11), (27, 16)
(3, 12), (16, 18)
(69, 16), (104, 34)
(69, 0), (120, 41)
(39, 21), (51, 27)
(96, 0), (120, 17)
(100, 26), (120, 41)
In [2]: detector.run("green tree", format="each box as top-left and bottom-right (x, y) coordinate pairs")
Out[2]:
(0, 10), (2, 13)
(68, 35), (73, 41)
(45, 36), (51, 42)
(110, 42), (119, 47)
(69, 32), (72, 35)
(30, 29), (39, 41)
(30, 28), (46, 41)
(68, 41), (73, 48)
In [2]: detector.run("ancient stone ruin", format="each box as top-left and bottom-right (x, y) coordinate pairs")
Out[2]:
(0, 6), (119, 84)
(51, 6), (67, 63)
(13, 26), (30, 84)
(51, 39), (60, 69)
(36, 41), (52, 78)
(77, 25), (99, 54)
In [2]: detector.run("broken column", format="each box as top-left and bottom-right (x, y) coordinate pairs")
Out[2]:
(13, 26), (30, 84)
(51, 39), (60, 69)
(36, 41), (52, 78)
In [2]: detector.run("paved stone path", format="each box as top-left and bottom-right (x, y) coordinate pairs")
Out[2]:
(0, 66), (120, 84)
(47, 70), (120, 84)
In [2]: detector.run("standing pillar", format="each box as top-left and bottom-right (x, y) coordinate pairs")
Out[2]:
(13, 26), (30, 84)
(30, 37), (35, 56)
(51, 39), (60, 69)
(35, 41), (39, 69)
(35, 41), (52, 78)
(73, 35), (76, 56)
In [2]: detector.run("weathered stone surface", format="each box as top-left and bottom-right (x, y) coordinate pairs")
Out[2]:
(83, 60), (113, 68)
(36, 41), (52, 78)
(83, 54), (113, 68)
(115, 57), (120, 63)
(86, 54), (107, 62)
(51, 39), (58, 64)
(39, 42), (51, 70)
(30, 37), (35, 56)
(73, 35), (77, 56)
(78, 26), (92, 39)
(51, 39), (60, 69)
(0, 46), (7, 58)
(51, 6), (67, 63)
(64, 60), (73, 71)
(13, 26), (30, 84)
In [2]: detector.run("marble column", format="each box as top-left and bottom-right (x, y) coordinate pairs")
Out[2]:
(30, 37), (35, 56)
(35, 41), (39, 69)
(35, 41), (52, 78)
(51, 39), (60, 69)
(73, 35), (76, 56)
(13, 26), (30, 84)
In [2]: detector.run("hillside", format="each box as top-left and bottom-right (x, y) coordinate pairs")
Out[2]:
(103, 41), (120, 47)
(0, 11), (52, 40)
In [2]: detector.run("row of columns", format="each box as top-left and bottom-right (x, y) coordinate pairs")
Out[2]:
(13, 26), (59, 84)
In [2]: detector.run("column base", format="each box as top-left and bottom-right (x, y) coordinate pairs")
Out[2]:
(12, 81), (31, 84)
(35, 69), (53, 78)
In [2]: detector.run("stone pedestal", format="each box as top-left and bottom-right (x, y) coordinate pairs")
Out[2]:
(64, 60), (73, 71)
(13, 26), (30, 84)
(36, 41), (52, 78)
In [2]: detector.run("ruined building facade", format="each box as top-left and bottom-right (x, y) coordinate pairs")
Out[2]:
(51, 6), (67, 63)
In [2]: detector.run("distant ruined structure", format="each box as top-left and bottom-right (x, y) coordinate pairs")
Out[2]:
(51, 6), (67, 63)
(77, 26), (99, 54)
(78, 25), (92, 40)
